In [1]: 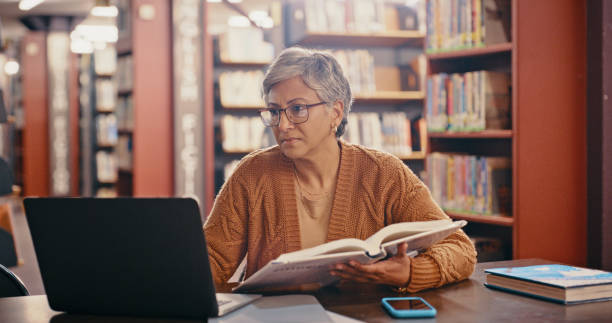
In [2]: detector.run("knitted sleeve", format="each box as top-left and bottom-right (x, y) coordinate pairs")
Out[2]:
(203, 167), (251, 287)
(389, 158), (477, 292)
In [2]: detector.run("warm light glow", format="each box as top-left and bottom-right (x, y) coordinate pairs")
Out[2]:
(75, 24), (118, 43)
(4, 60), (20, 75)
(227, 16), (250, 28)
(91, 5), (118, 17)
(18, 0), (44, 11)
(228, 0), (242, 3)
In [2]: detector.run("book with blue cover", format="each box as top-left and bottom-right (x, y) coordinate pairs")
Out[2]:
(485, 264), (612, 304)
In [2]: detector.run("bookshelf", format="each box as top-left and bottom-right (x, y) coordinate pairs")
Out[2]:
(113, 0), (173, 197)
(424, 0), (587, 266)
(283, 1), (429, 167)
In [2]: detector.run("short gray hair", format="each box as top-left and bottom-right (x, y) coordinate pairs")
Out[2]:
(262, 47), (353, 138)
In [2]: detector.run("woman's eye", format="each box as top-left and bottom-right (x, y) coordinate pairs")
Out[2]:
(270, 110), (280, 116)
(291, 105), (305, 113)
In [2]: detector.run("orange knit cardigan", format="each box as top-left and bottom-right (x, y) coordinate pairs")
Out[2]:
(204, 141), (476, 292)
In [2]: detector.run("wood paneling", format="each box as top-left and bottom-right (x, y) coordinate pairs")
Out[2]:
(515, 0), (587, 265)
(22, 32), (49, 197)
(131, 0), (173, 196)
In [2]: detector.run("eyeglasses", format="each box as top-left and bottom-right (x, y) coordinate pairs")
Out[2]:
(259, 101), (328, 127)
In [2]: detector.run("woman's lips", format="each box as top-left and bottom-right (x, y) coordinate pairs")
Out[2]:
(282, 138), (300, 145)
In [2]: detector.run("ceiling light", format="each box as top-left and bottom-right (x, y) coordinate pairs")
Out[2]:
(4, 60), (20, 76)
(18, 0), (44, 11)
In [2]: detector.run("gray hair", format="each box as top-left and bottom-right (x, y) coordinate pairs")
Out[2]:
(262, 47), (353, 138)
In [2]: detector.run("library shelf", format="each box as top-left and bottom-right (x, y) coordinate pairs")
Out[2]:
(354, 91), (425, 104)
(118, 89), (132, 96)
(295, 31), (424, 47)
(96, 143), (116, 148)
(97, 179), (118, 185)
(427, 42), (513, 61)
(445, 211), (514, 227)
(118, 128), (133, 135)
(428, 130), (513, 139)
(218, 60), (271, 68)
(119, 168), (133, 174)
(95, 108), (115, 114)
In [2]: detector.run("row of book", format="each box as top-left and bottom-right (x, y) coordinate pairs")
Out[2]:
(96, 79), (116, 111)
(426, 70), (511, 132)
(96, 151), (118, 183)
(218, 27), (274, 64)
(96, 187), (118, 198)
(343, 113), (426, 157)
(426, 152), (511, 216)
(116, 54), (133, 92)
(219, 71), (265, 108)
(298, 0), (425, 34)
(332, 49), (376, 95)
(425, 0), (511, 53)
(96, 114), (118, 146)
(117, 135), (132, 171)
(116, 96), (134, 131)
(220, 115), (274, 153)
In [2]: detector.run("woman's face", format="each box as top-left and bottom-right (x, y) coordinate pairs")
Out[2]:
(267, 76), (341, 160)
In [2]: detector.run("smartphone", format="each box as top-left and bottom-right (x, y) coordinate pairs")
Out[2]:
(381, 297), (436, 318)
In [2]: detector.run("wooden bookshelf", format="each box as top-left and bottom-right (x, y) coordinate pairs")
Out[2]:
(118, 89), (132, 96)
(218, 60), (271, 68)
(118, 128), (133, 135)
(446, 211), (514, 227)
(294, 31), (425, 47)
(428, 130), (513, 139)
(427, 42), (513, 60)
(353, 91), (425, 104)
(221, 104), (265, 110)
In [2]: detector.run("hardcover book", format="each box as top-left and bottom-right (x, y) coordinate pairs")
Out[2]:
(233, 219), (466, 292)
(485, 264), (612, 304)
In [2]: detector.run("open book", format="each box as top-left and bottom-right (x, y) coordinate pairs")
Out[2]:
(233, 219), (467, 292)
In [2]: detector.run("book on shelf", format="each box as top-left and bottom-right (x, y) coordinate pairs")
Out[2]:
(426, 0), (511, 53)
(117, 135), (132, 171)
(95, 79), (117, 111)
(427, 70), (510, 132)
(219, 71), (265, 108)
(485, 264), (612, 304)
(220, 115), (274, 153)
(426, 153), (511, 216)
(95, 151), (118, 183)
(344, 113), (426, 157)
(218, 27), (274, 64)
(116, 55), (133, 91)
(96, 114), (118, 146)
(234, 219), (467, 292)
(332, 49), (376, 95)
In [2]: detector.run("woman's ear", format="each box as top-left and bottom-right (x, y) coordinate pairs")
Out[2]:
(331, 100), (344, 125)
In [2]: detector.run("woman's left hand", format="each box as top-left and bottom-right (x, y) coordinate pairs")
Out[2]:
(330, 242), (412, 286)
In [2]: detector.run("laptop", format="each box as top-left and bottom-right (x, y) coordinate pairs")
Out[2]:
(23, 197), (261, 319)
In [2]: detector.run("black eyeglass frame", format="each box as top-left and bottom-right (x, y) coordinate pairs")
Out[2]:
(259, 101), (329, 127)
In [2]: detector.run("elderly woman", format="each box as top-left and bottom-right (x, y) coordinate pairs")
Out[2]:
(204, 47), (476, 293)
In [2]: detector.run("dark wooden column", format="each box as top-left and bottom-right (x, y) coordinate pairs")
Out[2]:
(587, 0), (612, 271)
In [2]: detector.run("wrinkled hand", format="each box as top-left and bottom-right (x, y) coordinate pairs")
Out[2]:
(330, 242), (412, 286)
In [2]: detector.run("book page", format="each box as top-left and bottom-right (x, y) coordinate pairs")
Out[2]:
(276, 238), (373, 262)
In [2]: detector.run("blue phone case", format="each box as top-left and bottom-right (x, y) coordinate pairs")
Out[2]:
(381, 297), (437, 318)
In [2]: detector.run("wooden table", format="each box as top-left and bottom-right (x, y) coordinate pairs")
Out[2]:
(1, 259), (610, 322)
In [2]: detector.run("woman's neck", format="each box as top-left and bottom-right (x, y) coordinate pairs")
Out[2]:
(293, 138), (341, 192)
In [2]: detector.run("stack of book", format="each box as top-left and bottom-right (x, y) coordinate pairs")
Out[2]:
(116, 55), (133, 92)
(426, 70), (511, 132)
(426, 0), (511, 53)
(117, 136), (132, 171)
(426, 153), (511, 216)
(94, 47), (117, 75)
(95, 79), (117, 112)
(116, 96), (133, 130)
(485, 264), (612, 304)
(95, 151), (118, 183)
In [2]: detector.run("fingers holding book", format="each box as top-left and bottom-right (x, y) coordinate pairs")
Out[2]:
(330, 242), (412, 287)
